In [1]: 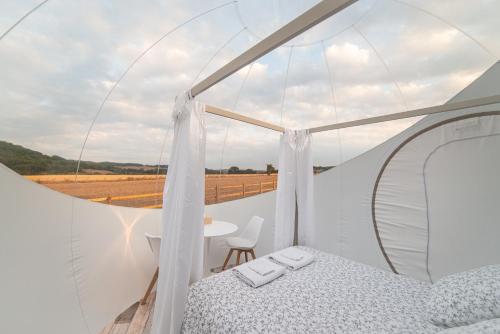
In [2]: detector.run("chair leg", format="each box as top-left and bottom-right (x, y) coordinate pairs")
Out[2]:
(222, 249), (234, 271)
(141, 267), (159, 305)
(244, 251), (249, 262)
(236, 250), (242, 265)
(250, 249), (256, 260)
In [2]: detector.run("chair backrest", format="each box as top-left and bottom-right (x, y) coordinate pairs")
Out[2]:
(145, 233), (162, 266)
(239, 216), (264, 246)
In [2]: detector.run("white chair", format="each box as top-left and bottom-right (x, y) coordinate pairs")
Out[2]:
(222, 216), (264, 270)
(141, 233), (161, 304)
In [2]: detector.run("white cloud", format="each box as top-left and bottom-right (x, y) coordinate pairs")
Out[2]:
(326, 42), (370, 65)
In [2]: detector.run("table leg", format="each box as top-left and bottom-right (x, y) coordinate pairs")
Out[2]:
(204, 237), (211, 276)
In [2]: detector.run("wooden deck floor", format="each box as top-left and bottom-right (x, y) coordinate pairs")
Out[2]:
(100, 292), (156, 334)
(99, 264), (236, 333)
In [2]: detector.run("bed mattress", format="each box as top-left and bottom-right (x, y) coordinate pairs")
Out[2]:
(182, 247), (440, 333)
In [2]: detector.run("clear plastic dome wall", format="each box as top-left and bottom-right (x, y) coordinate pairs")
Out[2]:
(1, 0), (500, 333)
(1, 0), (498, 202)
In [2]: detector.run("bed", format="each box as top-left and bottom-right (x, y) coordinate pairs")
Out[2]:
(181, 247), (441, 333)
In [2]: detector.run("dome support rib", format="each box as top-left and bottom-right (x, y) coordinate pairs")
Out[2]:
(0, 0), (49, 42)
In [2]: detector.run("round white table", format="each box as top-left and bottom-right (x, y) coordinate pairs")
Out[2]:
(204, 220), (238, 274)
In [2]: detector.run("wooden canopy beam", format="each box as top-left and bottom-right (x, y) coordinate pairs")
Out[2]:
(204, 95), (500, 134)
(205, 105), (285, 132)
(190, 0), (358, 97)
(308, 94), (500, 133)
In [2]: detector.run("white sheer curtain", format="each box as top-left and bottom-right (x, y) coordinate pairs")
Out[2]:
(151, 93), (206, 334)
(274, 129), (314, 250)
(274, 130), (296, 251)
(295, 130), (314, 246)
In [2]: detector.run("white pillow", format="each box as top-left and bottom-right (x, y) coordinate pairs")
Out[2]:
(427, 264), (500, 327)
(437, 318), (500, 333)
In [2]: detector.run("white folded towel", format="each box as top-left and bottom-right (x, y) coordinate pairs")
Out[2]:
(233, 258), (286, 288)
(280, 247), (305, 261)
(248, 259), (277, 276)
(269, 247), (314, 270)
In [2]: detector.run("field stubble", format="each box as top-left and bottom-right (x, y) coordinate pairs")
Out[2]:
(26, 174), (278, 208)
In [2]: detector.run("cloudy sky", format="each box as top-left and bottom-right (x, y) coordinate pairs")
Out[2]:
(0, 0), (499, 171)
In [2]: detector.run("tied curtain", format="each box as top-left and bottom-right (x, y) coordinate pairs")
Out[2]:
(152, 93), (206, 334)
(274, 129), (315, 251)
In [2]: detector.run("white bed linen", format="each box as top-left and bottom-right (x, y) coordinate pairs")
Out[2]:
(182, 247), (440, 333)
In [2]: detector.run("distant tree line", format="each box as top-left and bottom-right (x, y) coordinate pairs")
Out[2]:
(1, 140), (334, 176)
(213, 164), (334, 175)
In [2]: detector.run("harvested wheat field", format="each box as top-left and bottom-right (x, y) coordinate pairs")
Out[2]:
(26, 174), (277, 208)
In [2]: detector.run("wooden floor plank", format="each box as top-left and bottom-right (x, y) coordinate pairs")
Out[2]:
(109, 322), (130, 334)
(127, 292), (156, 334)
(116, 302), (140, 323)
(143, 297), (156, 334)
(103, 292), (157, 334)
(99, 322), (114, 334)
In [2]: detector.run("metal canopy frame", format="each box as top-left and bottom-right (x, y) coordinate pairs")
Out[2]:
(205, 94), (500, 133)
(206, 105), (285, 132)
(193, 0), (500, 134)
(191, 0), (358, 98)
(307, 94), (500, 133)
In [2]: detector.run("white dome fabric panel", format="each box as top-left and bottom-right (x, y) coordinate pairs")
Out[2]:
(374, 113), (500, 282)
(0, 164), (160, 334)
(314, 151), (393, 270)
(425, 131), (500, 282)
(0, 165), (87, 333)
(314, 61), (500, 280)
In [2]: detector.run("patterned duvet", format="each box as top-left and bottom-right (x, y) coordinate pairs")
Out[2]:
(182, 247), (440, 333)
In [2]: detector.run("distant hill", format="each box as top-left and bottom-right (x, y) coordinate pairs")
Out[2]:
(0, 140), (167, 175)
(0, 140), (334, 176)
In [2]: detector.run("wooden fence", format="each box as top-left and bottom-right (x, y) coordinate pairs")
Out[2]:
(89, 180), (277, 208)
